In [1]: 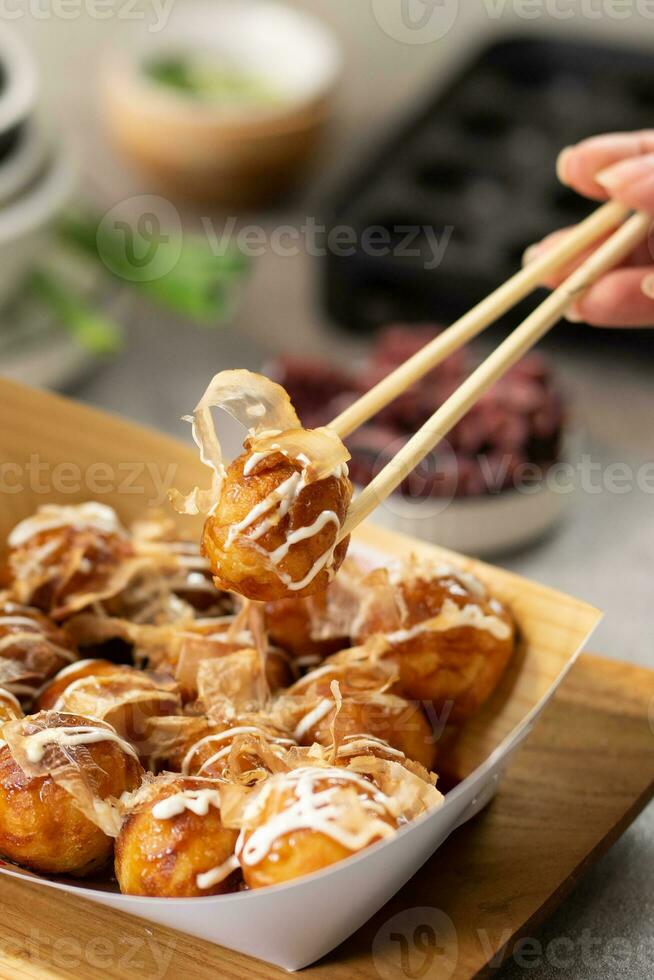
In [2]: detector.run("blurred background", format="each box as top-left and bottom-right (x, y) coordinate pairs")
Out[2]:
(10, 2), (654, 650)
(1, 3), (653, 973)
(3, 1), (653, 660)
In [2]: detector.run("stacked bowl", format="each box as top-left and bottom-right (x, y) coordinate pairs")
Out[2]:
(0, 25), (74, 306)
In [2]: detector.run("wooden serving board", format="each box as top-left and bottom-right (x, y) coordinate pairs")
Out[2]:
(0, 652), (651, 979)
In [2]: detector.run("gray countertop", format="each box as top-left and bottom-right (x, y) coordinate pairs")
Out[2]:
(13, 5), (654, 976)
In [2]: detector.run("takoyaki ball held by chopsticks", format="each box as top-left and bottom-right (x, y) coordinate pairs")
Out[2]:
(170, 371), (353, 601)
(0, 711), (143, 876)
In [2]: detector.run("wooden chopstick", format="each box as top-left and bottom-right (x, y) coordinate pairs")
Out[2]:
(338, 209), (651, 540)
(328, 200), (628, 440)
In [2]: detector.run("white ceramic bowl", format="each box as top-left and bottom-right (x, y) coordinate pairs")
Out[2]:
(102, 0), (343, 205)
(0, 25), (38, 136)
(367, 481), (568, 558)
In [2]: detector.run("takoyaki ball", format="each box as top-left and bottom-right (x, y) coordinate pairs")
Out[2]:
(150, 715), (220, 776)
(0, 688), (22, 724)
(38, 665), (180, 758)
(7, 504), (133, 619)
(285, 660), (437, 771)
(202, 445), (352, 601)
(0, 712), (143, 876)
(0, 601), (78, 704)
(148, 715), (217, 773)
(237, 767), (398, 889)
(295, 692), (437, 772)
(115, 776), (238, 897)
(264, 597), (328, 668)
(180, 716), (296, 780)
(353, 565), (516, 723)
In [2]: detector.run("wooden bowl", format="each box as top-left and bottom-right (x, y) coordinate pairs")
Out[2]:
(101, 1), (342, 207)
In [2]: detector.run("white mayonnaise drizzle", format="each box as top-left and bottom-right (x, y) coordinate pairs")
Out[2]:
(273, 519), (341, 594)
(242, 451), (270, 476)
(237, 766), (396, 866)
(23, 724), (139, 764)
(265, 511), (339, 567)
(226, 472), (304, 547)
(9, 503), (124, 549)
(294, 654), (323, 669)
(152, 788), (221, 820)
(293, 698), (334, 741)
(336, 734), (406, 760)
(434, 565), (486, 599)
(388, 562), (485, 601)
(291, 662), (341, 690)
(0, 616), (45, 629)
(196, 854), (239, 890)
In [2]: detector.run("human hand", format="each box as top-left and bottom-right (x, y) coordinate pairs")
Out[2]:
(524, 132), (654, 327)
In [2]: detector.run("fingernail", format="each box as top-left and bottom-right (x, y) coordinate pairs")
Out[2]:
(556, 146), (574, 186)
(641, 274), (654, 298)
(564, 303), (583, 323)
(522, 244), (539, 266)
